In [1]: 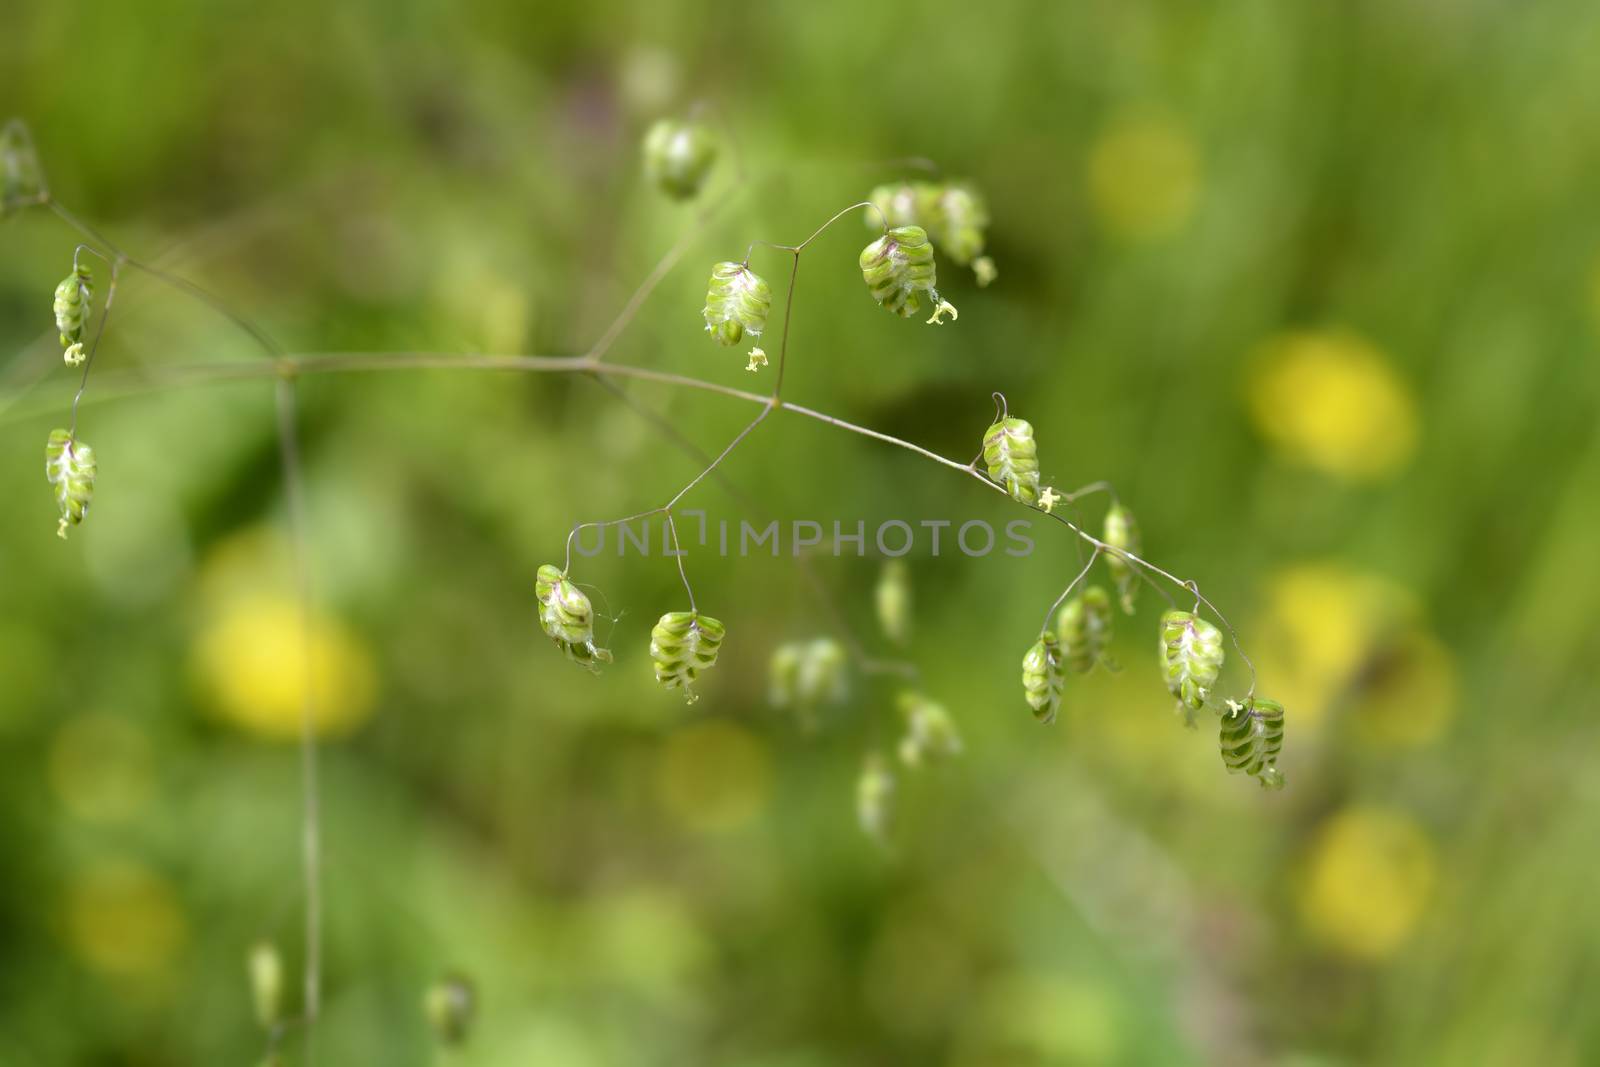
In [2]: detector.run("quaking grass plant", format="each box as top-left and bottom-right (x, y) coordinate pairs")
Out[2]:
(1, 111), (1287, 1061)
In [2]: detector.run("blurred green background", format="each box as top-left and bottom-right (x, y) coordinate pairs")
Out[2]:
(3, 1), (1599, 1063)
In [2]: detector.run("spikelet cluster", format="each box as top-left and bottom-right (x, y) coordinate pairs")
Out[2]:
(1021, 631), (1065, 724)
(1103, 502), (1141, 614)
(54, 265), (92, 364)
(1057, 585), (1115, 673)
(1, 120), (44, 217)
(643, 119), (716, 200)
(702, 261), (772, 346)
(859, 225), (956, 324)
(247, 942), (284, 1030)
(874, 559), (912, 646)
(424, 973), (477, 1047)
(1220, 697), (1286, 790)
(896, 691), (962, 767)
(768, 637), (848, 718)
(982, 416), (1040, 505)
(867, 179), (995, 284)
(650, 610), (725, 702)
(44, 428), (95, 539)
(856, 753), (894, 847)
(535, 564), (612, 672)
(1159, 609), (1224, 716)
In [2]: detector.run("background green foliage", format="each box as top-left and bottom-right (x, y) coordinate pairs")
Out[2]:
(3, 1), (1599, 1063)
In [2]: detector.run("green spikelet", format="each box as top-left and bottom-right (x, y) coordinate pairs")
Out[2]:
(928, 183), (990, 268)
(768, 637), (848, 721)
(859, 225), (956, 324)
(1057, 585), (1116, 673)
(866, 181), (938, 230)
(535, 564), (612, 672)
(874, 559), (912, 647)
(1021, 631), (1065, 725)
(424, 973), (476, 1046)
(702, 261), (772, 346)
(867, 180), (995, 284)
(1159, 610), (1224, 715)
(1103, 502), (1142, 614)
(44, 429), (95, 539)
(642, 119), (716, 200)
(54, 265), (92, 350)
(896, 691), (963, 767)
(1220, 697), (1286, 790)
(1, 120), (44, 216)
(650, 610), (725, 703)
(856, 752), (894, 847)
(247, 941), (284, 1030)
(982, 416), (1040, 505)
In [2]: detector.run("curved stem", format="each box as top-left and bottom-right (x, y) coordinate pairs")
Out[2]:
(23, 189), (1260, 702)
(1039, 550), (1101, 636)
(663, 512), (696, 613)
(563, 506), (664, 573)
(69, 258), (122, 436)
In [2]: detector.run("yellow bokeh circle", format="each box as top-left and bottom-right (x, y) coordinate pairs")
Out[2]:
(1297, 806), (1435, 960)
(192, 594), (376, 741)
(1248, 330), (1418, 482)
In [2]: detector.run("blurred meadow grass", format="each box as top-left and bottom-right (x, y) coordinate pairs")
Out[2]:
(2, 1), (1599, 1063)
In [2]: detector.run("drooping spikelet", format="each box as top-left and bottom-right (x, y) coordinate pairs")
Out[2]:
(866, 181), (938, 230)
(1219, 697), (1286, 790)
(1057, 584), (1116, 674)
(424, 973), (477, 1047)
(859, 225), (956, 324)
(54, 265), (92, 351)
(896, 691), (963, 767)
(982, 416), (1040, 505)
(874, 559), (912, 647)
(247, 942), (284, 1030)
(642, 119), (716, 200)
(702, 261), (771, 346)
(856, 752), (894, 847)
(44, 428), (95, 539)
(1159, 610), (1224, 715)
(927, 183), (990, 269)
(535, 564), (612, 672)
(1021, 631), (1066, 725)
(1, 120), (45, 217)
(866, 180), (995, 284)
(767, 637), (848, 723)
(650, 610), (725, 703)
(1103, 502), (1142, 614)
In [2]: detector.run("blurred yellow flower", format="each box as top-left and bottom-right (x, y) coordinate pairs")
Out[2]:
(192, 594), (377, 741)
(1087, 112), (1200, 240)
(1297, 807), (1435, 961)
(66, 862), (188, 977)
(1248, 330), (1418, 481)
(1349, 629), (1459, 748)
(1254, 564), (1413, 730)
(1253, 563), (1456, 747)
(49, 713), (154, 823)
(654, 719), (770, 833)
